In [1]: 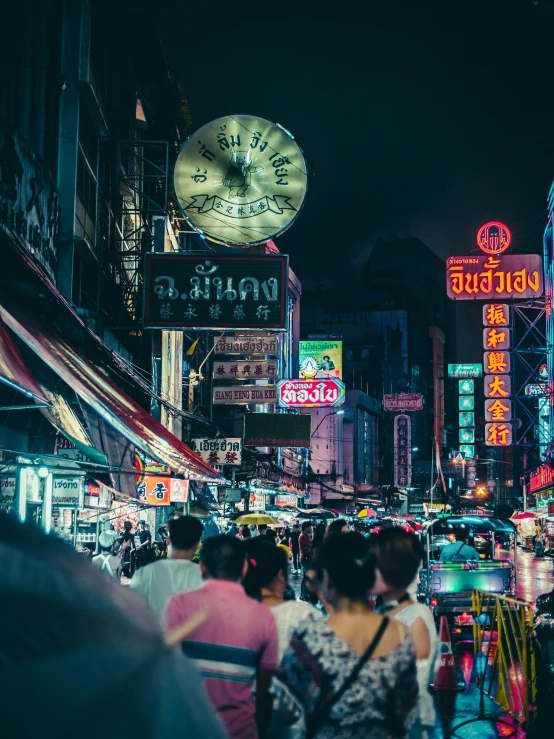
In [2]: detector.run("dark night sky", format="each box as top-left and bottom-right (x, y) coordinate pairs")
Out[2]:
(161, 2), (554, 292)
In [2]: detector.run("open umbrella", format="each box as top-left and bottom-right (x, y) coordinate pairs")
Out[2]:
(296, 508), (337, 520)
(234, 513), (281, 525)
(511, 511), (537, 520)
(358, 508), (378, 518)
(0, 515), (226, 739)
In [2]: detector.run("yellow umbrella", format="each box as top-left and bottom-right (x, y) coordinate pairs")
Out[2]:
(357, 508), (378, 518)
(234, 513), (280, 525)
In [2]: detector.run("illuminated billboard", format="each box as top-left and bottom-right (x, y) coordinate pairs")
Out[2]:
(299, 341), (342, 380)
(277, 379), (345, 408)
(446, 254), (543, 300)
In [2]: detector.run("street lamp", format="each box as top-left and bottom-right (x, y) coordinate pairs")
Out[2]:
(310, 408), (344, 438)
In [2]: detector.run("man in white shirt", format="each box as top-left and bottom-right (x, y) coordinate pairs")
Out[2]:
(130, 515), (204, 619)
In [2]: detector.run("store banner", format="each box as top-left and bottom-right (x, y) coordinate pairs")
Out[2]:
(275, 494), (299, 507)
(299, 341), (342, 380)
(52, 476), (84, 508)
(244, 413), (312, 447)
(212, 360), (280, 380)
(0, 475), (16, 503)
(169, 479), (189, 503)
(213, 334), (280, 355)
(190, 438), (242, 466)
(135, 452), (171, 506)
(143, 254), (288, 329)
(212, 384), (278, 405)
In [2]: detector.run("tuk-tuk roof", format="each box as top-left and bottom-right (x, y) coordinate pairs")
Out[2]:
(420, 515), (517, 535)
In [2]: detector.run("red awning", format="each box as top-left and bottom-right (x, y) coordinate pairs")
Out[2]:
(0, 301), (220, 480)
(0, 314), (49, 403)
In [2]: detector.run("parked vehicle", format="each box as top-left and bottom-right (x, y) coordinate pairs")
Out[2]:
(417, 515), (517, 636)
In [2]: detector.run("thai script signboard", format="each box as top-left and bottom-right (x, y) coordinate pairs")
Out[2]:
(213, 334), (280, 355)
(299, 341), (342, 379)
(173, 115), (308, 247)
(446, 255), (543, 300)
(277, 378), (345, 408)
(143, 254), (288, 329)
(212, 384), (278, 405)
(530, 464), (554, 494)
(383, 393), (424, 411)
(190, 438), (242, 466)
(394, 414), (412, 489)
(52, 476), (84, 508)
(212, 360), (279, 380)
(448, 364), (482, 378)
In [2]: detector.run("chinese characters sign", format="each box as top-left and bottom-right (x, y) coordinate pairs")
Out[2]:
(459, 379), (474, 394)
(448, 364), (482, 378)
(212, 360), (280, 380)
(484, 351), (511, 374)
(485, 374), (511, 398)
(213, 334), (280, 355)
(299, 341), (343, 380)
(144, 254), (288, 329)
(485, 399), (512, 422)
(483, 303), (509, 326)
(134, 453), (171, 506)
(190, 438), (242, 466)
(212, 384), (278, 405)
(173, 115), (308, 246)
(446, 255), (543, 300)
(383, 393), (424, 411)
(485, 423), (513, 447)
(482, 303), (513, 447)
(277, 379), (345, 408)
(394, 414), (412, 489)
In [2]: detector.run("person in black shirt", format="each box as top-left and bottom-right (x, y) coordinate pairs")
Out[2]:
(137, 521), (153, 568)
(120, 521), (135, 577)
(289, 523), (301, 573)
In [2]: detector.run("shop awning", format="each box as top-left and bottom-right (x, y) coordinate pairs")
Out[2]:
(0, 315), (49, 404)
(0, 301), (221, 481)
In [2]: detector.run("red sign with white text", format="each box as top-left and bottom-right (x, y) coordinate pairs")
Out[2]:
(277, 378), (345, 408)
(529, 464), (554, 494)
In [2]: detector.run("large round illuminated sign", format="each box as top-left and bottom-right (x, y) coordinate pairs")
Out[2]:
(477, 221), (511, 255)
(174, 115), (308, 247)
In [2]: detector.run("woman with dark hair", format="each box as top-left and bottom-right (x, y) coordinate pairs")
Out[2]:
(279, 532), (418, 739)
(312, 522), (326, 553)
(243, 539), (320, 738)
(239, 524), (251, 539)
(325, 519), (348, 537)
(369, 527), (438, 739)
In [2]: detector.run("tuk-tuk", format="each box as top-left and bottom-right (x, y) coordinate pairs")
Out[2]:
(417, 515), (517, 633)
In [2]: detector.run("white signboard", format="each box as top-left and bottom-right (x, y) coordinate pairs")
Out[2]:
(52, 476), (84, 508)
(0, 476), (16, 503)
(190, 438), (243, 466)
(213, 360), (280, 380)
(213, 334), (280, 355)
(212, 385), (278, 405)
(169, 479), (190, 503)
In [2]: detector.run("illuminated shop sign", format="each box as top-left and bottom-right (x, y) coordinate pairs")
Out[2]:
(277, 378), (345, 408)
(383, 393), (424, 411)
(477, 222), (511, 255)
(190, 438), (242, 466)
(299, 341), (343, 380)
(483, 303), (509, 326)
(212, 360), (280, 380)
(394, 414), (412, 489)
(448, 364), (482, 378)
(459, 379), (475, 394)
(485, 422), (513, 447)
(446, 255), (543, 300)
(213, 334), (280, 355)
(143, 254), (288, 329)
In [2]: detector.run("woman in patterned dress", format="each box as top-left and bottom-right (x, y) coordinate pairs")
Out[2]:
(278, 532), (418, 739)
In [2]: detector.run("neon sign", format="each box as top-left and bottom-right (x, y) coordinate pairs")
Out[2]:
(485, 422), (513, 447)
(477, 222), (511, 255)
(446, 255), (543, 300)
(277, 378), (345, 408)
(483, 303), (509, 326)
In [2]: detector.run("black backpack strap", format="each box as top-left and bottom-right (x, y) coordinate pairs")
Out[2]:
(307, 617), (390, 739)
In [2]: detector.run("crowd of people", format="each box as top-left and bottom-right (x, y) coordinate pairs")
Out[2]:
(123, 514), (438, 738)
(1, 510), (440, 738)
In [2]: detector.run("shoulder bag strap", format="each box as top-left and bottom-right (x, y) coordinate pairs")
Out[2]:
(307, 617), (390, 739)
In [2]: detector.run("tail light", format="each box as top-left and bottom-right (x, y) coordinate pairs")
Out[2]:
(430, 597), (439, 607)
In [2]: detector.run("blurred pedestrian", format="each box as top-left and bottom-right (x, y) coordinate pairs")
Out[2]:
(243, 539), (320, 738)
(312, 522), (326, 554)
(279, 532), (418, 738)
(299, 522), (315, 602)
(130, 516), (203, 620)
(265, 529), (278, 544)
(289, 524), (301, 573)
(165, 535), (279, 739)
(326, 518), (349, 537)
(249, 523), (259, 538)
(91, 532), (120, 580)
(241, 524), (252, 539)
(370, 527), (438, 739)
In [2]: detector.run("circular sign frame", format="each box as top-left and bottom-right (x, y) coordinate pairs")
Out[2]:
(476, 221), (511, 255)
(174, 114), (308, 247)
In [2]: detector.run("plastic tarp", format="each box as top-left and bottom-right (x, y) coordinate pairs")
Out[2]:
(0, 314), (49, 403)
(0, 301), (220, 481)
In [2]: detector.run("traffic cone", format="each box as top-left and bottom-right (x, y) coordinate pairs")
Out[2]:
(431, 616), (459, 690)
(430, 616), (464, 739)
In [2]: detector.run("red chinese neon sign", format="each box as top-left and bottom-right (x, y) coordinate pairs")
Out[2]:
(477, 222), (511, 255)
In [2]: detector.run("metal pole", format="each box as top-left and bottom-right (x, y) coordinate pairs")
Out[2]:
(523, 478), (527, 512)
(430, 436), (434, 509)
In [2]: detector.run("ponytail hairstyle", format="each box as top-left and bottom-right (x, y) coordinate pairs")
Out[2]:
(242, 538), (289, 601)
(315, 531), (375, 601)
